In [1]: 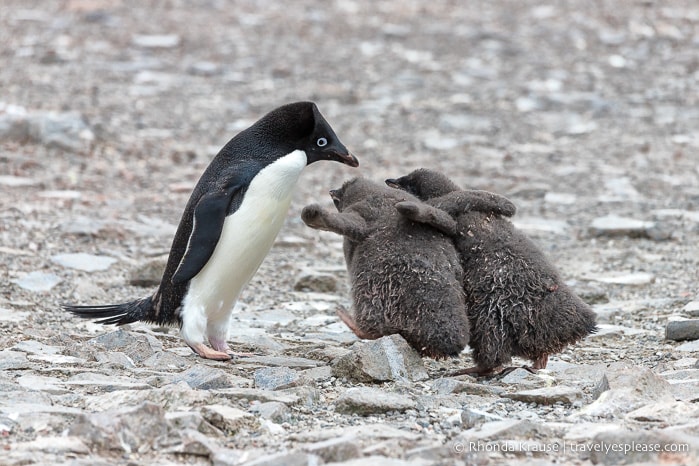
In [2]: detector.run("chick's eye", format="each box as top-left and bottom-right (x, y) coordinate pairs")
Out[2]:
(316, 137), (328, 147)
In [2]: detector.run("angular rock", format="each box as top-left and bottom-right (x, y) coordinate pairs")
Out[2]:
(335, 387), (416, 415)
(254, 366), (301, 390)
(293, 269), (339, 293)
(0, 111), (93, 152)
(332, 335), (428, 383)
(172, 428), (221, 457)
(14, 436), (90, 455)
(175, 365), (235, 390)
(251, 401), (290, 423)
(50, 253), (117, 272)
(304, 434), (361, 463)
(504, 386), (583, 405)
(63, 372), (152, 392)
(16, 374), (69, 395)
(68, 402), (171, 454)
(11, 340), (61, 355)
(129, 255), (168, 287)
(666, 319), (699, 341)
(579, 363), (673, 417)
(460, 408), (505, 429)
(0, 307), (29, 322)
(626, 400), (699, 424)
(165, 411), (222, 436)
(199, 404), (257, 434)
(94, 352), (136, 369)
(11, 271), (61, 292)
(500, 368), (549, 387)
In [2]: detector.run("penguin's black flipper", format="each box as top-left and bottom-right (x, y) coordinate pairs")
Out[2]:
(172, 183), (243, 284)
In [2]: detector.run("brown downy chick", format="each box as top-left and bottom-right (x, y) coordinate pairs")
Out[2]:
(301, 177), (468, 359)
(386, 169), (597, 376)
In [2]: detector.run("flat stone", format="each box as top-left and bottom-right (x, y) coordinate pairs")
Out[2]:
(0, 307), (30, 322)
(63, 372), (152, 392)
(129, 255), (167, 287)
(585, 273), (655, 286)
(677, 339), (699, 352)
(0, 175), (40, 187)
(68, 402), (171, 454)
(335, 387), (417, 415)
(12, 271), (61, 292)
(254, 367), (301, 390)
(587, 324), (648, 340)
(303, 434), (361, 463)
(14, 436), (90, 455)
(512, 217), (569, 235)
(242, 355), (320, 368)
(563, 422), (626, 441)
(28, 354), (87, 365)
(0, 350), (30, 370)
(666, 319), (699, 341)
(684, 301), (699, 317)
(211, 388), (300, 405)
(504, 386), (583, 405)
(431, 378), (503, 396)
(200, 404), (257, 434)
(241, 452), (321, 466)
(293, 269), (339, 293)
(460, 419), (551, 441)
(81, 382), (212, 411)
(87, 329), (162, 364)
(15, 373), (66, 392)
(589, 215), (655, 237)
(174, 365), (235, 390)
(131, 34), (180, 48)
(332, 334), (428, 383)
(11, 340), (61, 355)
(626, 400), (699, 424)
(172, 428), (221, 456)
(51, 253), (117, 272)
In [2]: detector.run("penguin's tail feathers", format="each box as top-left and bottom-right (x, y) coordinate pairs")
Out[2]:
(63, 297), (154, 326)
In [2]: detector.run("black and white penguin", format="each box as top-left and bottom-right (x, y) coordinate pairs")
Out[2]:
(64, 102), (358, 360)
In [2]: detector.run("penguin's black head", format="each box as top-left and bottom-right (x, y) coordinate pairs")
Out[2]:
(259, 102), (358, 168)
(385, 168), (459, 200)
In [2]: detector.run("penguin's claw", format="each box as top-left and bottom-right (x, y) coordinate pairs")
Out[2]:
(445, 365), (505, 378)
(189, 343), (233, 360)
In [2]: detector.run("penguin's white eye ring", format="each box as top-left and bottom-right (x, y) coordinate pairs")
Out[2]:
(316, 137), (328, 147)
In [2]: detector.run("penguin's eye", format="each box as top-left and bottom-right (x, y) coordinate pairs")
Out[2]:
(316, 137), (328, 147)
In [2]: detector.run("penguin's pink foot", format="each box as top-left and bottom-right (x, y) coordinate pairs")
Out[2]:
(189, 343), (232, 360)
(209, 337), (256, 358)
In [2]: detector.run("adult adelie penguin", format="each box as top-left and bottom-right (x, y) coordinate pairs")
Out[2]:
(64, 102), (358, 360)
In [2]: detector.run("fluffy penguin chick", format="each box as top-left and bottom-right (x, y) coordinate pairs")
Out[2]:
(64, 102), (358, 360)
(387, 169), (597, 375)
(301, 177), (468, 359)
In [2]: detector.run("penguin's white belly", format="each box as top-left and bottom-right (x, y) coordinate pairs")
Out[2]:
(183, 150), (307, 322)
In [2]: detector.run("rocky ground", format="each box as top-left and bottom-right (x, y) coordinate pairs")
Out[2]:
(2, 0), (699, 465)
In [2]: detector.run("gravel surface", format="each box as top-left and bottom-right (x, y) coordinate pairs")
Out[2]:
(1, 1), (699, 465)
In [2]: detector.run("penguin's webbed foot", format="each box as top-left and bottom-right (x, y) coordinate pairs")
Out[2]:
(189, 343), (232, 361)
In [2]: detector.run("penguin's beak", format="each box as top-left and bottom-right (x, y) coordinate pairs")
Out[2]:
(332, 149), (359, 168)
(385, 178), (401, 189)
